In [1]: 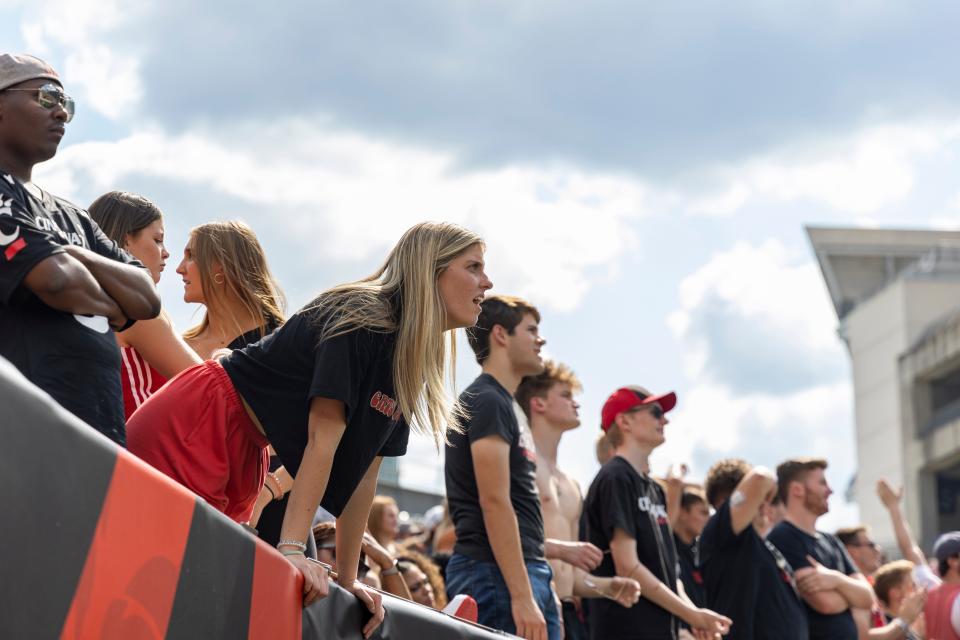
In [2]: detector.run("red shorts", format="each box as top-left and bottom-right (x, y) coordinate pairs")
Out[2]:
(127, 360), (269, 523)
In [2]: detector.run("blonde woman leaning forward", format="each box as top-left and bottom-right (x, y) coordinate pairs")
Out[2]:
(88, 192), (200, 419)
(127, 222), (492, 638)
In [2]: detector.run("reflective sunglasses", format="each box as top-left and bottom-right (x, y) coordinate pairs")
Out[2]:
(628, 404), (664, 420)
(5, 83), (75, 122)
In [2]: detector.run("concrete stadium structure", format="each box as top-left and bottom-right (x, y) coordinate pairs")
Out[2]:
(809, 226), (960, 551)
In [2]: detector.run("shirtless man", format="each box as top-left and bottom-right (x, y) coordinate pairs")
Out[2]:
(517, 360), (641, 640)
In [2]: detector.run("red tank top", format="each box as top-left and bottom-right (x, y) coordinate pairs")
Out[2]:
(925, 582), (960, 640)
(120, 346), (166, 421)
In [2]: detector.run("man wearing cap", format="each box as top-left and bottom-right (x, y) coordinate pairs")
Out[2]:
(582, 386), (732, 640)
(0, 53), (159, 445)
(516, 361), (642, 640)
(925, 532), (960, 639)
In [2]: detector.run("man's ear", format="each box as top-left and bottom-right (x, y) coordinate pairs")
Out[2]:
(490, 323), (509, 348)
(530, 396), (547, 415)
(788, 480), (804, 500)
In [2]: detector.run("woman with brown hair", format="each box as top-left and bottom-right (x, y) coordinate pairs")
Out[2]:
(367, 495), (401, 556)
(173, 220), (295, 548)
(88, 191), (200, 419)
(176, 220), (285, 358)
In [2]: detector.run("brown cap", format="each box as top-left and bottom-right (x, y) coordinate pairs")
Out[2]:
(0, 54), (60, 92)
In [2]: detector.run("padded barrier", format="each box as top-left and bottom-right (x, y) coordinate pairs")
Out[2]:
(0, 357), (509, 639)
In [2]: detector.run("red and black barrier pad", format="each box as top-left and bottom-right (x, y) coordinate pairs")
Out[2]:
(0, 358), (507, 639)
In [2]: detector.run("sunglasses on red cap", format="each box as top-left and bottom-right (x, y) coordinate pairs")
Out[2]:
(601, 387), (676, 432)
(628, 404), (665, 420)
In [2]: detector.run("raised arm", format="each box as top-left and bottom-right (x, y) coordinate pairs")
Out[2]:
(62, 244), (160, 320)
(664, 463), (686, 528)
(473, 435), (547, 640)
(728, 466), (776, 535)
(877, 479), (926, 566)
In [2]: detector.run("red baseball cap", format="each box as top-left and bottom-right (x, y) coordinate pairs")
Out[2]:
(601, 387), (677, 432)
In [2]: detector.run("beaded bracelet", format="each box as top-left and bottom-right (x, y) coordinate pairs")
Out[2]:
(267, 472), (284, 498)
(277, 539), (307, 552)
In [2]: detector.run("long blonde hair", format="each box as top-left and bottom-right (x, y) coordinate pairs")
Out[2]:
(182, 220), (286, 341)
(310, 221), (483, 445)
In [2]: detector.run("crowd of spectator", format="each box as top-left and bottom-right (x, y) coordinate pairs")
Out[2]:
(3, 51), (960, 640)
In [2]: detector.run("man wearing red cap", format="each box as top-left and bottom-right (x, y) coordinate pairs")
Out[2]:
(0, 53), (159, 445)
(583, 386), (732, 640)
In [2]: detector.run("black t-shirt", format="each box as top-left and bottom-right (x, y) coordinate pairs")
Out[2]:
(0, 172), (143, 446)
(221, 307), (409, 517)
(675, 534), (705, 609)
(767, 521), (859, 640)
(227, 325), (275, 351)
(444, 373), (545, 562)
(583, 456), (680, 640)
(699, 501), (808, 640)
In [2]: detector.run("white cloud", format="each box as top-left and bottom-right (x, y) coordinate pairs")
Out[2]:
(659, 239), (860, 528)
(15, 0), (147, 120)
(687, 121), (960, 216)
(38, 121), (650, 311)
(667, 239), (842, 384)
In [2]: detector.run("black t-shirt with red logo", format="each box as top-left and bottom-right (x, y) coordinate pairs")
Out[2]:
(221, 306), (409, 517)
(699, 500), (808, 639)
(675, 532), (705, 609)
(583, 456), (680, 640)
(0, 171), (143, 446)
(444, 373), (545, 562)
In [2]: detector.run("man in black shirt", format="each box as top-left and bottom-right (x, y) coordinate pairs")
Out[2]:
(445, 295), (599, 640)
(699, 458), (808, 639)
(767, 458), (874, 640)
(673, 486), (708, 613)
(0, 53), (159, 445)
(582, 386), (732, 640)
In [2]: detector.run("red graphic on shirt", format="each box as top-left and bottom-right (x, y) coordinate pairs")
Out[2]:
(370, 391), (402, 421)
(4, 236), (25, 260)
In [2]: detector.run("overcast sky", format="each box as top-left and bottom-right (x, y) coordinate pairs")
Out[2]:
(9, 0), (960, 529)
